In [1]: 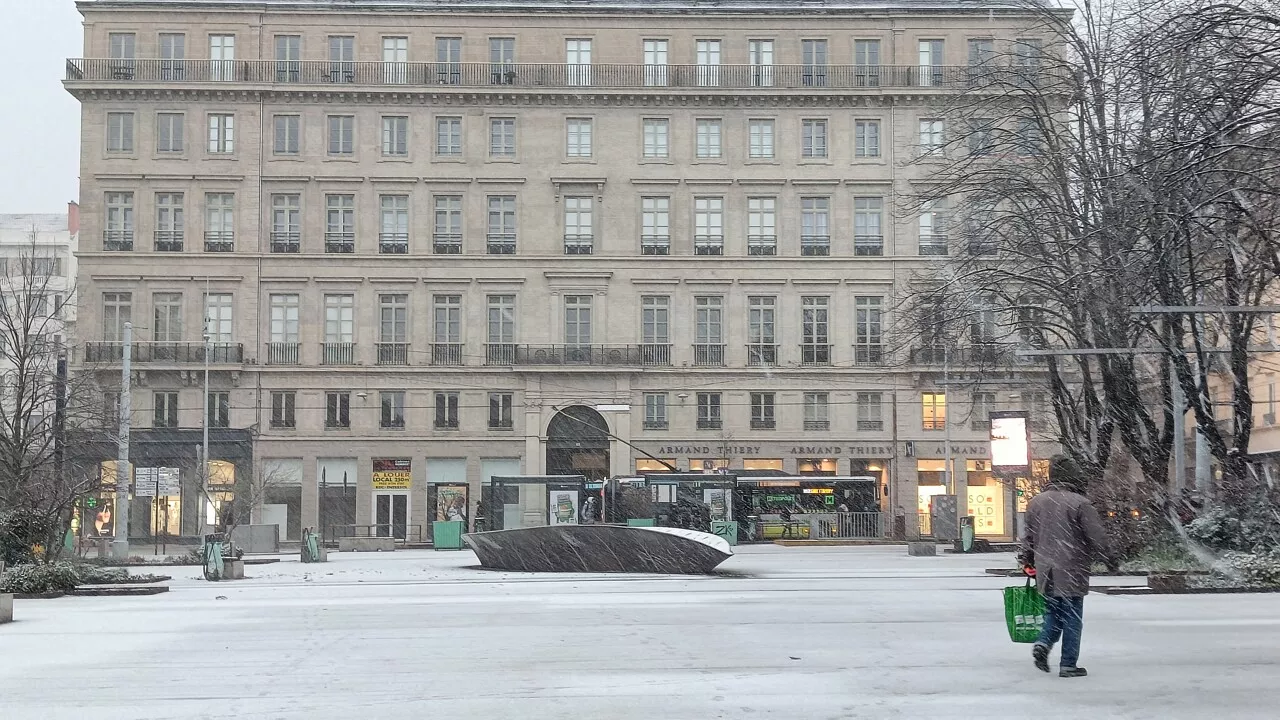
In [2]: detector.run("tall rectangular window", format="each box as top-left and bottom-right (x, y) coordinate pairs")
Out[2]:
(379, 294), (408, 344)
(748, 296), (777, 365)
(804, 392), (830, 430)
(968, 38), (996, 68)
(642, 118), (669, 159)
(156, 113), (184, 153)
(748, 39), (774, 87)
(855, 296), (884, 364)
(328, 36), (355, 82)
(109, 32), (136, 64)
(106, 112), (134, 153)
(801, 197), (830, 256)
(695, 296), (723, 345)
(153, 392), (179, 428)
(564, 197), (593, 254)
(380, 391), (406, 429)
(919, 200), (949, 255)
(153, 293), (183, 342)
(159, 33), (185, 79)
(695, 119), (722, 159)
(747, 197), (777, 256)
(855, 119), (881, 158)
(854, 197), (884, 256)
(643, 39), (668, 86)
(696, 39), (721, 87)
(104, 192), (134, 250)
(433, 195), (463, 253)
(748, 119), (774, 159)
(802, 119), (828, 158)
(694, 197), (723, 255)
(382, 116), (408, 157)
(209, 34), (235, 81)
(103, 292), (132, 342)
(154, 192), (184, 251)
(383, 36), (408, 84)
(564, 295), (593, 346)
(923, 392), (947, 430)
(204, 293), (233, 343)
(325, 194), (355, 253)
(269, 294), (300, 344)
(380, 195), (409, 254)
(854, 39), (881, 86)
(434, 392), (459, 429)
(644, 393), (668, 430)
(486, 195), (517, 254)
(326, 392), (351, 429)
(802, 39), (828, 86)
(275, 34), (301, 82)
(972, 391), (996, 430)
(802, 296), (830, 364)
(566, 118), (593, 158)
(487, 295), (516, 344)
(207, 114), (234, 154)
(436, 116), (462, 156)
(328, 115), (354, 156)
(489, 117), (516, 157)
(489, 393), (514, 429)
(919, 119), (944, 155)
(490, 37), (515, 83)
(436, 37), (462, 84)
(208, 391), (231, 429)
(274, 115), (300, 155)
(566, 38), (592, 86)
(641, 296), (670, 345)
(697, 392), (722, 429)
(270, 194), (301, 252)
(918, 39), (944, 86)
(750, 392), (776, 429)
(270, 391), (296, 429)
(641, 196), (670, 255)
(433, 295), (462, 345)
(324, 294), (355, 343)
(857, 392), (883, 430)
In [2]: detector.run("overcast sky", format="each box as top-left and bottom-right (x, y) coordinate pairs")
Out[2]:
(1, 1), (83, 214)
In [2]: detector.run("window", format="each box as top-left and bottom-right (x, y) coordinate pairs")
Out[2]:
(107, 112), (134, 153)
(643, 39), (668, 86)
(564, 197), (593, 254)
(324, 294), (354, 344)
(269, 294), (300, 344)
(273, 115), (300, 155)
(751, 392), (776, 429)
(154, 192), (184, 251)
(918, 39), (944, 86)
(382, 116), (408, 156)
(433, 294), (462, 346)
(490, 37), (515, 83)
(748, 119), (775, 159)
(104, 192), (134, 250)
(325, 392), (351, 429)
(489, 393), (514, 429)
(802, 296), (830, 364)
(153, 293), (183, 342)
(379, 195), (409, 254)
(1025, 391), (1050, 429)
(748, 39), (774, 87)
(434, 392), (459, 429)
(695, 119), (722, 159)
(489, 118), (516, 157)
(564, 295), (593, 346)
(694, 197), (723, 255)
(854, 197), (884, 256)
(109, 32), (136, 63)
(208, 391), (230, 429)
(972, 391), (996, 430)
(696, 39), (721, 86)
(436, 37), (461, 84)
(920, 119), (944, 154)
(855, 119), (880, 158)
(436, 116), (462, 156)
(855, 296), (884, 364)
(270, 194), (300, 252)
(801, 197), (830, 256)
(566, 118), (593, 158)
(641, 196), (670, 255)
(641, 296), (670, 345)
(968, 38), (996, 72)
(805, 392), (830, 430)
(159, 33), (185, 79)
(328, 115), (354, 156)
(270, 391), (295, 429)
(103, 292), (132, 342)
(748, 296), (777, 365)
(857, 392), (883, 430)
(329, 35), (355, 82)
(967, 118), (995, 156)
(644, 393), (668, 430)
(923, 392), (947, 430)
(642, 118), (669, 159)
(1016, 118), (1043, 156)
(803, 39), (828, 86)
(380, 391), (406, 429)
(207, 113), (234, 154)
(153, 392), (178, 428)
(379, 294), (408, 348)
(325, 194), (355, 253)
(695, 296), (723, 361)
(802, 119), (828, 158)
(433, 195), (463, 253)
(157, 113), (184, 153)
(747, 197), (777, 256)
(487, 295), (516, 361)
(854, 39), (881, 86)
(486, 195), (517, 254)
(566, 38), (592, 86)
(204, 293), (233, 343)
(210, 34), (236, 81)
(970, 304), (997, 346)
(919, 200), (949, 255)
(383, 36), (408, 84)
(1014, 38), (1043, 68)
(697, 393), (722, 430)
(275, 35), (301, 82)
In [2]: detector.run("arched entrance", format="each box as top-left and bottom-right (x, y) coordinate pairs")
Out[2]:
(546, 406), (610, 483)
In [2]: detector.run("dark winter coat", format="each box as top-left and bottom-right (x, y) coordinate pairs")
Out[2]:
(1023, 484), (1112, 597)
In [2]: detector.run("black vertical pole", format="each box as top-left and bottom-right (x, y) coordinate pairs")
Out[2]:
(54, 351), (68, 550)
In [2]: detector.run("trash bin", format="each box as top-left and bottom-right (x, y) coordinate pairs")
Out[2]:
(626, 518), (656, 527)
(432, 520), (465, 550)
(960, 515), (976, 553)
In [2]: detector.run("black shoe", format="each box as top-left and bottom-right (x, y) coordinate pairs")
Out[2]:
(1059, 666), (1088, 678)
(1032, 644), (1050, 673)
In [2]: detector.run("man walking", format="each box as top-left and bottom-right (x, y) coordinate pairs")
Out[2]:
(1021, 455), (1116, 678)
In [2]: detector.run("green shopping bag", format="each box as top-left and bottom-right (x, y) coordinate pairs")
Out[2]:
(1003, 576), (1046, 643)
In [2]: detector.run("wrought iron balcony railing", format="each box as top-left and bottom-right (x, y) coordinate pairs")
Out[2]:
(857, 419), (886, 431)
(511, 345), (647, 366)
(694, 234), (723, 256)
(641, 235), (670, 255)
(747, 235), (777, 256)
(431, 343), (463, 366)
(154, 230), (184, 252)
(433, 233), (462, 254)
(747, 343), (779, 366)
(324, 232), (355, 253)
(854, 235), (884, 256)
(697, 417), (723, 430)
(485, 343), (517, 366)
(84, 341), (243, 364)
(266, 342), (300, 365)
(804, 419), (831, 431)
(270, 231), (300, 253)
(103, 230), (133, 251)
(564, 234), (594, 255)
(801, 235), (830, 256)
(321, 342), (356, 365)
(377, 342), (410, 366)
(855, 345), (886, 365)
(919, 234), (949, 256)
(693, 344), (725, 367)
(379, 232), (409, 254)
(486, 233), (517, 255)
(639, 343), (671, 366)
(204, 231), (234, 252)
(801, 344), (832, 365)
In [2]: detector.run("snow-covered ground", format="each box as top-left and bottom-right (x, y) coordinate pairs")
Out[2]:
(3, 545), (1278, 719)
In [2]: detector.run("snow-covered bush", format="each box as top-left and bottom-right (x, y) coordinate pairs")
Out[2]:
(0, 561), (81, 594)
(1185, 504), (1278, 553)
(1218, 551), (1280, 588)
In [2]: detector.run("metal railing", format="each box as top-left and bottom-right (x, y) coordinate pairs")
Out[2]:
(641, 234), (670, 255)
(697, 418), (722, 430)
(321, 342), (356, 365)
(640, 343), (671, 366)
(856, 419), (885, 431)
(486, 233), (516, 254)
(485, 343), (517, 365)
(266, 342), (300, 365)
(800, 344), (831, 365)
(750, 418), (776, 430)
(433, 233), (462, 254)
(643, 420), (669, 430)
(694, 234), (723, 255)
(801, 235), (830, 256)
(693, 344), (725, 367)
(564, 234), (594, 255)
(854, 235), (884, 256)
(855, 345), (885, 365)
(270, 231), (300, 253)
(154, 230), (184, 252)
(379, 232), (409, 254)
(824, 512), (888, 539)
(103, 230), (133, 251)
(513, 344), (646, 366)
(84, 341), (243, 363)
(324, 231), (355, 253)
(431, 343), (463, 366)
(68, 59), (1062, 91)
(204, 231), (234, 252)
(919, 234), (949, 256)
(377, 342), (410, 366)
(804, 419), (830, 431)
(747, 343), (778, 366)
(747, 234), (777, 256)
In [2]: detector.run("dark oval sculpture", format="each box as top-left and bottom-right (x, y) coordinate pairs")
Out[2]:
(463, 525), (732, 574)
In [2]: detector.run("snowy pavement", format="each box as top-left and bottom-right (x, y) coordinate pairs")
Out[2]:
(3, 545), (1278, 720)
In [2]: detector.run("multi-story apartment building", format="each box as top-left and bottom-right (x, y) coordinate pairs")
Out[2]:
(65, 0), (1062, 543)
(0, 206), (79, 372)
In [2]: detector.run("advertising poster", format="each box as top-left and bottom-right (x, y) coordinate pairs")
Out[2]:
(967, 487), (1006, 535)
(372, 458), (412, 490)
(436, 485), (469, 523)
(549, 490), (579, 525)
(703, 489), (728, 522)
(86, 496), (114, 537)
(990, 412), (1031, 469)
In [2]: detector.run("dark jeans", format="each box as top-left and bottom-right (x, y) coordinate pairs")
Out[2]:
(1036, 595), (1085, 668)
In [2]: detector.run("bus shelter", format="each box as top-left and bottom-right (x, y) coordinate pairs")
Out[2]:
(641, 472), (738, 544)
(487, 475), (591, 530)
